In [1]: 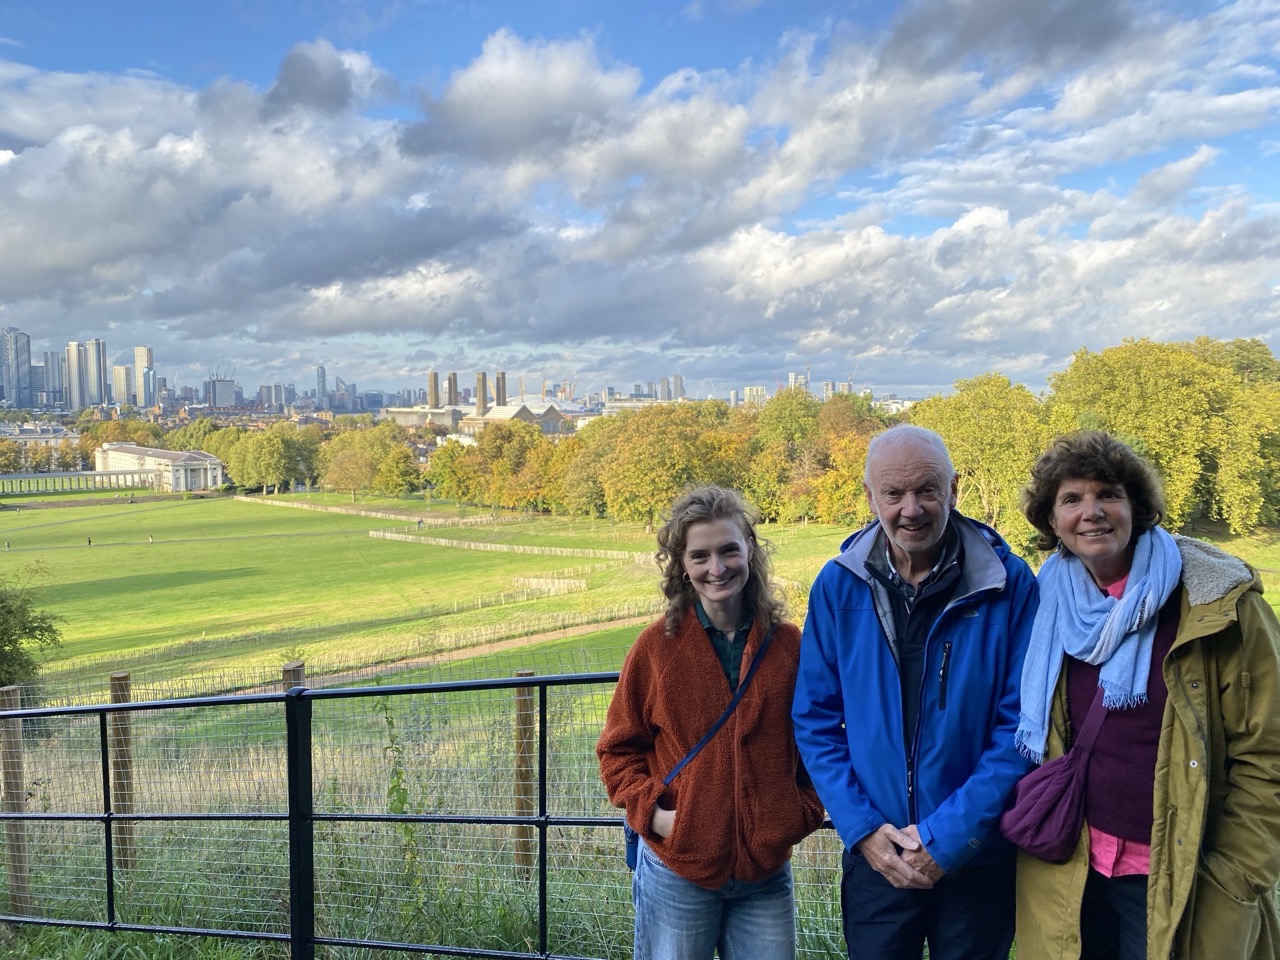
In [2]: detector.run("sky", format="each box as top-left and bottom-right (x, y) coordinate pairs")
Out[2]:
(2, 0), (1279, 402)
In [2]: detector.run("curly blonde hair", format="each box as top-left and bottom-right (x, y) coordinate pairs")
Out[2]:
(654, 486), (784, 636)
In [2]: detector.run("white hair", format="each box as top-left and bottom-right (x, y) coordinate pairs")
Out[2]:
(864, 425), (955, 486)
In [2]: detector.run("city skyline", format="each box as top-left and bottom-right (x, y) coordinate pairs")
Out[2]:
(2, 1), (1278, 399)
(6, 323), (870, 410)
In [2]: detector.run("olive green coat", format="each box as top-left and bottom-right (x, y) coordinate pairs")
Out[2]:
(1014, 536), (1280, 960)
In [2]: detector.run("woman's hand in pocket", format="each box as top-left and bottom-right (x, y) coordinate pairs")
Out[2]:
(651, 804), (676, 839)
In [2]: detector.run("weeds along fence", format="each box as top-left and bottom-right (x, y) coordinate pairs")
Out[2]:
(0, 671), (847, 959)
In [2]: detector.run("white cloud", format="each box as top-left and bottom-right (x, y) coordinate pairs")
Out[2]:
(2, 2), (1279, 398)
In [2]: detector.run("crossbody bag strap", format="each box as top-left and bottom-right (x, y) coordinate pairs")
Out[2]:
(1071, 686), (1108, 756)
(662, 623), (777, 787)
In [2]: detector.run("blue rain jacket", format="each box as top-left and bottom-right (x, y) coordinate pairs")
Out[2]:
(792, 513), (1038, 873)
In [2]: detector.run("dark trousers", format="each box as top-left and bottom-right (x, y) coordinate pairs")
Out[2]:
(1080, 869), (1147, 960)
(840, 848), (1015, 960)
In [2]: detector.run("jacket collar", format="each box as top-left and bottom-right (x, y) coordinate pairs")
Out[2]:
(1173, 534), (1255, 607)
(835, 511), (1010, 602)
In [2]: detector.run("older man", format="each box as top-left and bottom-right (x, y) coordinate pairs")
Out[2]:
(792, 425), (1038, 960)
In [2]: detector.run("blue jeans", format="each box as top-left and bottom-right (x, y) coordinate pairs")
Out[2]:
(633, 839), (796, 960)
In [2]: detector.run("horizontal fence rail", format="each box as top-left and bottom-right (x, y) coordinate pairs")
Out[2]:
(0, 672), (846, 959)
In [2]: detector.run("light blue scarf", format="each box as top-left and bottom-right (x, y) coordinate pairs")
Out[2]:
(1015, 527), (1182, 764)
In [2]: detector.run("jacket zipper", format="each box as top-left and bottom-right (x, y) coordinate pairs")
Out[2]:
(907, 597), (976, 823)
(938, 640), (952, 711)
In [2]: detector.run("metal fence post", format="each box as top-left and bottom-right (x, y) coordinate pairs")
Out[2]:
(285, 686), (315, 960)
(513, 670), (536, 877)
(0, 686), (30, 914)
(109, 672), (136, 870)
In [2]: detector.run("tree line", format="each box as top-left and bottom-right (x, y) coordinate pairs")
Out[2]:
(426, 337), (1280, 551)
(3, 336), (1277, 552)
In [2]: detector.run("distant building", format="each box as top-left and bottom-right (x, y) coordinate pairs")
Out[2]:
(458, 402), (569, 438)
(134, 345), (155, 407)
(0, 422), (78, 452)
(95, 443), (224, 492)
(111, 365), (134, 407)
(83, 339), (108, 406)
(203, 377), (239, 409)
(0, 328), (32, 408)
(742, 385), (767, 408)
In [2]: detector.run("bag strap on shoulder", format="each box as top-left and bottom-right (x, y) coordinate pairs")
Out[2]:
(662, 623), (777, 786)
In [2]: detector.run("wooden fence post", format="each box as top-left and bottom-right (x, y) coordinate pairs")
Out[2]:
(282, 661), (306, 691)
(109, 672), (136, 871)
(513, 669), (536, 877)
(0, 686), (30, 914)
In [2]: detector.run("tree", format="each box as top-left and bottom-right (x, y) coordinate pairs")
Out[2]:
(424, 438), (474, 504)
(602, 402), (736, 531)
(54, 439), (80, 471)
(752, 387), (821, 459)
(553, 415), (627, 518)
(229, 431), (290, 494)
(910, 372), (1048, 551)
(818, 392), (884, 447)
(374, 446), (423, 498)
(1181, 337), (1280, 384)
(320, 423), (406, 501)
(26, 446), (53, 473)
(0, 439), (21, 474)
(0, 573), (63, 687)
(1047, 340), (1238, 528)
(165, 417), (221, 452)
(203, 426), (248, 477)
(814, 432), (874, 527)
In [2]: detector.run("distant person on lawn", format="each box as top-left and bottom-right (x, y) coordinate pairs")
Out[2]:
(597, 485), (824, 960)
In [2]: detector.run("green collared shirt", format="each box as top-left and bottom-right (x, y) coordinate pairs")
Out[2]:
(694, 600), (754, 693)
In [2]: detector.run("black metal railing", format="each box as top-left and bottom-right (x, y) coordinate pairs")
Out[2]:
(0, 672), (629, 959)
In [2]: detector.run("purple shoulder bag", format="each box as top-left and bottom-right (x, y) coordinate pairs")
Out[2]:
(1000, 688), (1107, 864)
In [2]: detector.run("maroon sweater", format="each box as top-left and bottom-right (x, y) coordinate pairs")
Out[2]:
(1066, 592), (1181, 842)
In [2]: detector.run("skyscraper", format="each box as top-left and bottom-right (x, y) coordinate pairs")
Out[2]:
(83, 338), (108, 406)
(65, 342), (86, 410)
(133, 345), (155, 407)
(42, 350), (65, 406)
(316, 365), (328, 410)
(111, 365), (134, 407)
(0, 327), (32, 408)
(673, 374), (684, 400)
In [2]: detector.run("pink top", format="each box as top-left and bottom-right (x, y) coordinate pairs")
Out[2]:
(1088, 573), (1151, 878)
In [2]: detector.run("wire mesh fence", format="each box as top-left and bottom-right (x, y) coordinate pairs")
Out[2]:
(0, 671), (847, 959)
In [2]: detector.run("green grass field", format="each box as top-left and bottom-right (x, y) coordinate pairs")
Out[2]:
(1, 492), (1274, 694)
(2, 493), (1279, 960)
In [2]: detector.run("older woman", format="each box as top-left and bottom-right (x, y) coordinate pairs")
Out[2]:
(1012, 430), (1280, 959)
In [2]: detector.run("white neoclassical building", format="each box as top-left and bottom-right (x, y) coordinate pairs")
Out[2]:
(94, 443), (224, 492)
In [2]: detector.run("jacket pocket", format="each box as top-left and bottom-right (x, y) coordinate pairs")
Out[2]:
(1180, 863), (1263, 958)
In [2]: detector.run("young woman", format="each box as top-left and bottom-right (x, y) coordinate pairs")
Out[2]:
(597, 485), (825, 960)
(1013, 431), (1280, 959)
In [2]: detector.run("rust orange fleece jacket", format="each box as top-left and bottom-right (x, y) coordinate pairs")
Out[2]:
(597, 608), (826, 888)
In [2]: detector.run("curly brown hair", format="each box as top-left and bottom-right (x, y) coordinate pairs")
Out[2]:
(654, 485), (785, 636)
(1022, 430), (1166, 552)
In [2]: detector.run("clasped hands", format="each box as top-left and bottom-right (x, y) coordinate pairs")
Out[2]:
(856, 823), (945, 890)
